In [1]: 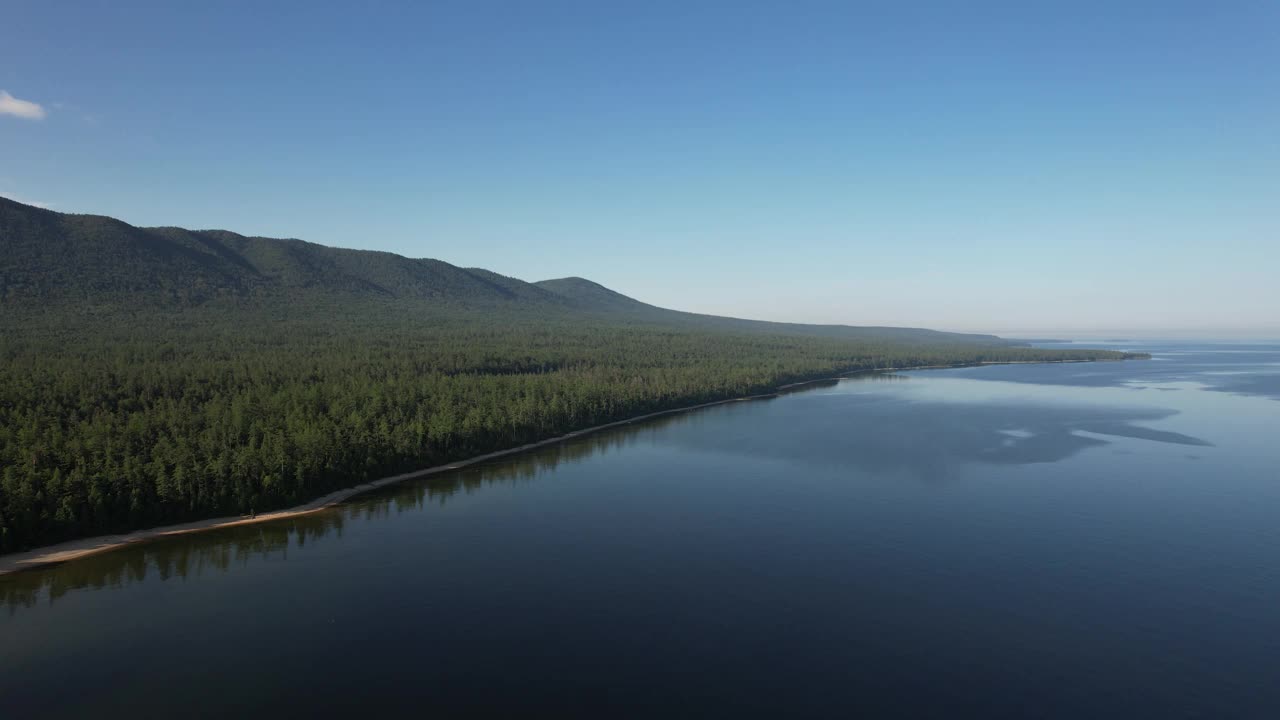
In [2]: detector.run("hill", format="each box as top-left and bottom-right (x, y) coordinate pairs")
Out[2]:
(0, 196), (567, 309)
(533, 275), (1008, 345)
(534, 276), (658, 313)
(1, 196), (1006, 345)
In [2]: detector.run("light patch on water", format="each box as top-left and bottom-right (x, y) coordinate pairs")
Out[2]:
(839, 375), (1131, 410)
(1165, 349), (1280, 355)
(998, 429), (1035, 439)
(997, 428), (1035, 447)
(1121, 379), (1210, 393)
(1200, 370), (1267, 376)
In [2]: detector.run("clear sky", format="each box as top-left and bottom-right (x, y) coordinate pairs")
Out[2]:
(2, 1), (1276, 336)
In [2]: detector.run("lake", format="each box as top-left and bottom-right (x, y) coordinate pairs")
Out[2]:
(3, 342), (1279, 718)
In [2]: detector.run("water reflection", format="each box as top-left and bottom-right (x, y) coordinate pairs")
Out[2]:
(666, 390), (1213, 480)
(0, 413), (712, 611)
(1, 515), (348, 613)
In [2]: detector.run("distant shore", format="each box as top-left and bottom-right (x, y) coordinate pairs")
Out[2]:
(0, 356), (1137, 577)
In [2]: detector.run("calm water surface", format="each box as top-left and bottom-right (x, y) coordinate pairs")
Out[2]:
(3, 342), (1279, 718)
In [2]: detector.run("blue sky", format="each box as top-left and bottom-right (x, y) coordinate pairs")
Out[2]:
(2, 1), (1276, 336)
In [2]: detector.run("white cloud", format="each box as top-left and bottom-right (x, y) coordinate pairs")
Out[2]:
(0, 91), (47, 120)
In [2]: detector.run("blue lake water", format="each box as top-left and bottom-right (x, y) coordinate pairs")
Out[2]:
(2, 342), (1279, 718)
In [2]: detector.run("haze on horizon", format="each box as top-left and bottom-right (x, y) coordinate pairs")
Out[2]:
(2, 1), (1276, 337)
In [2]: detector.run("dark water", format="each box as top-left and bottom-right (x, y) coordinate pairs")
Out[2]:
(3, 342), (1279, 718)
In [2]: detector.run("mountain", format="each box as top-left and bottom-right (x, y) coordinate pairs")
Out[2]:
(0, 196), (1006, 344)
(535, 276), (658, 313)
(0, 196), (569, 308)
(533, 275), (1009, 345)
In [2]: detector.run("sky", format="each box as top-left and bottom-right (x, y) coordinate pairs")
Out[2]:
(2, 1), (1277, 336)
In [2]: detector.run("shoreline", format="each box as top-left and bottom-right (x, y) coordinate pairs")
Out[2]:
(0, 356), (1135, 577)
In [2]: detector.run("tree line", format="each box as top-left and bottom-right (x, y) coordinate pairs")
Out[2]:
(0, 304), (1140, 552)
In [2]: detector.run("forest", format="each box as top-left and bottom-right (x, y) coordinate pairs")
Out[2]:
(0, 301), (1142, 553)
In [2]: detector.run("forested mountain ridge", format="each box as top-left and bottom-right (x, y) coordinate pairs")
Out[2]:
(2, 196), (1004, 345)
(0, 196), (1148, 552)
(533, 274), (1012, 345)
(535, 276), (661, 312)
(0, 196), (570, 308)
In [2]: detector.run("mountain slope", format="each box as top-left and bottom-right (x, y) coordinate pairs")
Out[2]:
(0, 198), (246, 303)
(2, 196), (1005, 344)
(0, 196), (566, 309)
(535, 275), (1009, 345)
(535, 277), (660, 313)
